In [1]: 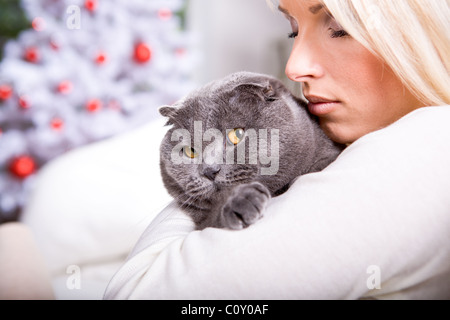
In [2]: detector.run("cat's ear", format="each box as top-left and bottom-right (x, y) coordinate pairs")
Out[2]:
(159, 105), (179, 126)
(235, 79), (279, 102)
(261, 83), (277, 101)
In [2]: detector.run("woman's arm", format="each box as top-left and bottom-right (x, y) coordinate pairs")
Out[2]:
(105, 107), (450, 299)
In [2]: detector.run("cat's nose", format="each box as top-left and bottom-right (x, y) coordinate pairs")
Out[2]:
(202, 165), (221, 181)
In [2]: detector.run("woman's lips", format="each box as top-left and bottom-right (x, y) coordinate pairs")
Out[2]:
(305, 95), (341, 116)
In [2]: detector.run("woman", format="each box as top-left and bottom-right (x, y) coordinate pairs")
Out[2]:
(105, 0), (450, 299)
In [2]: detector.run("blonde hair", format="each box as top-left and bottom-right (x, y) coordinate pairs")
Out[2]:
(269, 0), (450, 106)
(323, 0), (450, 106)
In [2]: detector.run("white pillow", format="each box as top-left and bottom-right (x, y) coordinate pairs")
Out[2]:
(21, 118), (173, 278)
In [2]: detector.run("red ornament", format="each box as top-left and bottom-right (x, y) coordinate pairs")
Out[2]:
(18, 96), (31, 109)
(0, 85), (13, 100)
(50, 40), (59, 51)
(32, 17), (46, 31)
(85, 0), (98, 12)
(95, 51), (107, 65)
(9, 155), (37, 179)
(86, 99), (102, 113)
(134, 42), (152, 64)
(50, 117), (64, 131)
(107, 99), (121, 111)
(24, 47), (40, 63)
(50, 36), (61, 51)
(57, 80), (73, 94)
(175, 47), (186, 58)
(158, 8), (172, 21)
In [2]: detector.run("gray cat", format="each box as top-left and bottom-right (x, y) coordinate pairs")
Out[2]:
(159, 72), (344, 230)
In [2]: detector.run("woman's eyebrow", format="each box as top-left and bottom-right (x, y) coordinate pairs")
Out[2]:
(309, 4), (323, 14)
(309, 4), (324, 14)
(278, 4), (324, 15)
(278, 5), (290, 16)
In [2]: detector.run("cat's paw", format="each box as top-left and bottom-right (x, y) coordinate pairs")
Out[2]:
(221, 182), (271, 230)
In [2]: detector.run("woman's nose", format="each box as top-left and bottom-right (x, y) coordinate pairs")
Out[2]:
(285, 40), (324, 82)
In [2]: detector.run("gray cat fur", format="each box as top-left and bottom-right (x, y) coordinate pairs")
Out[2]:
(159, 71), (344, 230)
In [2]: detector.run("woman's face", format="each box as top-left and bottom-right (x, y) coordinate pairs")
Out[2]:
(280, 0), (423, 144)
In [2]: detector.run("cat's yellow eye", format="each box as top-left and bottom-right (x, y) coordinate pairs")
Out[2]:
(227, 128), (245, 145)
(183, 146), (199, 159)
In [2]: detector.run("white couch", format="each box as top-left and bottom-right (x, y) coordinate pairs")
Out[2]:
(21, 118), (173, 299)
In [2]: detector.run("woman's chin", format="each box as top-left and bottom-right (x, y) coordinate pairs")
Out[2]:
(319, 121), (361, 145)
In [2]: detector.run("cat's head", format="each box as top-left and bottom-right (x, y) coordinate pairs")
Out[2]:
(159, 72), (315, 203)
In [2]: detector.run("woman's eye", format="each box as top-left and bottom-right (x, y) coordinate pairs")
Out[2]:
(227, 128), (245, 145)
(328, 17), (350, 38)
(330, 29), (349, 38)
(288, 31), (298, 39)
(286, 16), (299, 39)
(183, 146), (199, 159)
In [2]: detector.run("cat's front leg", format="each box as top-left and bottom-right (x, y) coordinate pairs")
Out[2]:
(219, 182), (271, 230)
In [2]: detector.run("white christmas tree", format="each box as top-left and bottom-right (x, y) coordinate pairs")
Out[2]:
(0, 0), (197, 222)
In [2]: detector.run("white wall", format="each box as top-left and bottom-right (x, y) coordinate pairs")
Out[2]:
(186, 0), (295, 90)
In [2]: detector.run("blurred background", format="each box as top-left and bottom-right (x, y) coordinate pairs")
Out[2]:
(0, 0), (294, 223)
(187, 0), (291, 85)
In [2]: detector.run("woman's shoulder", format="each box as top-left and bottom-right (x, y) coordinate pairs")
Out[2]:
(364, 105), (450, 139)
(322, 105), (450, 195)
(390, 105), (450, 136)
(343, 106), (450, 162)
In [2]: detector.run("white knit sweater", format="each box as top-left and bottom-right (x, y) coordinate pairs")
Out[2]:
(104, 106), (450, 300)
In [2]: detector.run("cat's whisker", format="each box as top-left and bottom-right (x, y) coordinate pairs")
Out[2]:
(179, 194), (206, 213)
(187, 186), (208, 196)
